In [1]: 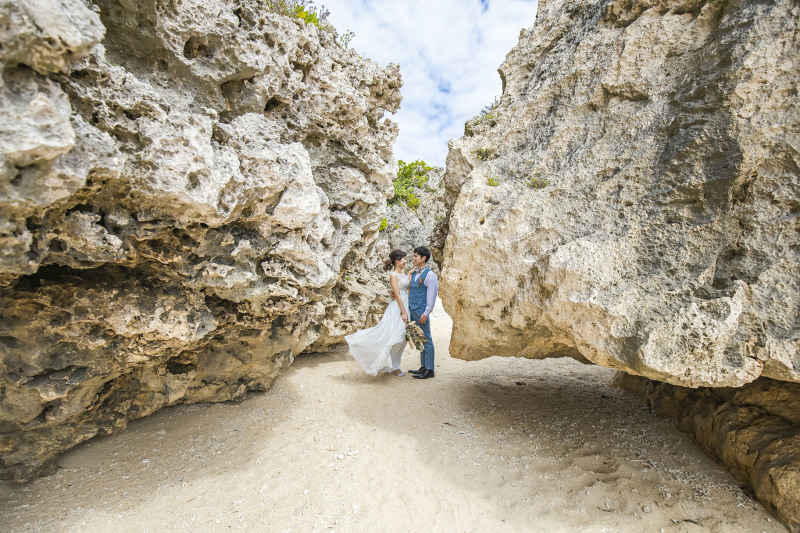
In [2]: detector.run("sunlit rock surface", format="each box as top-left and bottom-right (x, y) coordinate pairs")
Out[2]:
(0, 0), (401, 481)
(439, 0), (799, 388)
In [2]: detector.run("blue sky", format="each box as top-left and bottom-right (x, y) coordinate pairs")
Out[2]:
(321, 0), (539, 167)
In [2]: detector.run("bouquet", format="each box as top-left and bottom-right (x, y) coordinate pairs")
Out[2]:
(406, 321), (427, 351)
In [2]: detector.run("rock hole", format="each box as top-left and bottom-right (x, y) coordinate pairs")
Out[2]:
(66, 203), (93, 216)
(0, 335), (21, 349)
(183, 37), (212, 59)
(167, 356), (197, 374)
(172, 228), (196, 247)
(187, 172), (200, 190)
(30, 404), (54, 426)
(290, 60), (311, 82)
(479, 217), (486, 225)
(49, 239), (66, 252)
(25, 216), (41, 233)
(264, 97), (284, 113)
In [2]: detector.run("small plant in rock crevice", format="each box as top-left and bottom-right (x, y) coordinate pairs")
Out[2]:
(478, 97), (500, 119)
(264, 0), (355, 45)
(465, 96), (501, 136)
(337, 30), (355, 48)
(264, 0), (329, 26)
(526, 177), (550, 189)
(487, 176), (500, 187)
(378, 218), (388, 231)
(475, 147), (495, 161)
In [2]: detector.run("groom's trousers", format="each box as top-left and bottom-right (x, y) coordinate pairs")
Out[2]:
(411, 308), (435, 370)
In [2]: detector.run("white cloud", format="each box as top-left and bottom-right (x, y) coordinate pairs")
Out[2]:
(320, 0), (539, 166)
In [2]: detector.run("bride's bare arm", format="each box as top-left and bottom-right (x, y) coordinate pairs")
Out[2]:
(390, 273), (408, 322)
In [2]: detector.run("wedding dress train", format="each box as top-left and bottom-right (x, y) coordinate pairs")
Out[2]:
(345, 272), (409, 376)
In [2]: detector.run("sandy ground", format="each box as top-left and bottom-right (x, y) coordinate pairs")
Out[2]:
(0, 301), (787, 532)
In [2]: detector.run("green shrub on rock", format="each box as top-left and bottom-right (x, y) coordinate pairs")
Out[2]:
(475, 147), (495, 161)
(525, 177), (550, 189)
(264, 1), (330, 28)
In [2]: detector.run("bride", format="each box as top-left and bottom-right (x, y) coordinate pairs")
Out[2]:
(345, 249), (409, 377)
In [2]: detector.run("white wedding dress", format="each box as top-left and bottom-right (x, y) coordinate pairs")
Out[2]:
(345, 272), (409, 375)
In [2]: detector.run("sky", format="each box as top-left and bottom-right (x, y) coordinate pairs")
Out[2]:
(320, 0), (539, 167)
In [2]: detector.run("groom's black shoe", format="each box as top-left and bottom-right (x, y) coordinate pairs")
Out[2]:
(409, 366), (426, 375)
(413, 369), (435, 379)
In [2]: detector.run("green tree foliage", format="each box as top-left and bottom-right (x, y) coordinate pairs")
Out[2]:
(390, 159), (433, 209)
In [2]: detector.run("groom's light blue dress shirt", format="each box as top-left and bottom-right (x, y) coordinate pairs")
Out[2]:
(412, 268), (439, 317)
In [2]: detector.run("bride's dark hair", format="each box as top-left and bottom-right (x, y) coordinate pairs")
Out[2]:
(382, 249), (406, 272)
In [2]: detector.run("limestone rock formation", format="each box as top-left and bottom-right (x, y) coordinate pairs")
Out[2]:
(439, 0), (800, 388)
(613, 373), (800, 532)
(381, 167), (446, 273)
(0, 0), (401, 481)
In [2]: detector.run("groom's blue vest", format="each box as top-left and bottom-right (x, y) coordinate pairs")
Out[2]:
(409, 267), (430, 314)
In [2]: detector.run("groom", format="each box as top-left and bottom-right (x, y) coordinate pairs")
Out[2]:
(408, 246), (438, 379)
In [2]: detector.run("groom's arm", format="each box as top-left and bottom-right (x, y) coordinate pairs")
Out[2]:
(422, 271), (439, 318)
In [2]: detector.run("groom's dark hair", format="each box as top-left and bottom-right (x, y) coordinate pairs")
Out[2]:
(414, 246), (431, 264)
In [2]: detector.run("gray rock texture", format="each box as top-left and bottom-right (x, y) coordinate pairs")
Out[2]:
(614, 372), (800, 532)
(0, 0), (400, 481)
(438, 0), (800, 388)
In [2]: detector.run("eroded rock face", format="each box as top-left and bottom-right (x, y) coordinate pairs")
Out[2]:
(0, 0), (401, 481)
(613, 373), (800, 532)
(439, 0), (800, 388)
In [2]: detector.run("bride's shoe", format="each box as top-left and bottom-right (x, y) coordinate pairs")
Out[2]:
(392, 369), (406, 377)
